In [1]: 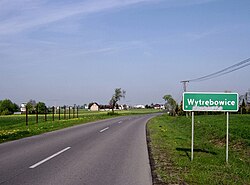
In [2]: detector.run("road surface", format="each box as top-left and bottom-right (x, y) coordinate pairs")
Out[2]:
(0, 114), (158, 185)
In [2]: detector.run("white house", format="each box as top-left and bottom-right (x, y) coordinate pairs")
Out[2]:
(134, 105), (145, 109)
(154, 104), (165, 109)
(89, 103), (99, 111)
(20, 103), (26, 113)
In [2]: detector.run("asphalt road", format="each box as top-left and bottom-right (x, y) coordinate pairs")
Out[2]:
(0, 114), (158, 185)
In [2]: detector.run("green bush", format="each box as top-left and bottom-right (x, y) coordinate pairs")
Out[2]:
(0, 99), (19, 115)
(1, 109), (12, 115)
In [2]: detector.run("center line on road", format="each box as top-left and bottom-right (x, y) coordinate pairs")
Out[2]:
(99, 127), (109, 133)
(29, 147), (71, 169)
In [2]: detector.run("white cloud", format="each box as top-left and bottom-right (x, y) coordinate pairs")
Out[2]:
(0, 0), (219, 35)
(185, 29), (224, 41)
(161, 0), (218, 7)
(0, 0), (155, 35)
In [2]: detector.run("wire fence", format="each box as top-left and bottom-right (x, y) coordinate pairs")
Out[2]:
(25, 106), (79, 126)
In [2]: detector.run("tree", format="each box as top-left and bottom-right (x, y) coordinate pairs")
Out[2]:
(0, 99), (19, 115)
(246, 106), (250, 114)
(109, 88), (126, 113)
(163, 94), (177, 116)
(26, 99), (36, 114)
(240, 99), (246, 114)
(179, 100), (185, 116)
(36, 102), (46, 114)
(13, 103), (19, 112)
(175, 103), (179, 115)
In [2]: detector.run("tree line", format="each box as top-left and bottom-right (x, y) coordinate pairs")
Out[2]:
(0, 99), (19, 115)
(25, 100), (47, 114)
(0, 99), (47, 115)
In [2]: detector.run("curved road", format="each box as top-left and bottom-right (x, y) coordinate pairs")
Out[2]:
(0, 114), (158, 185)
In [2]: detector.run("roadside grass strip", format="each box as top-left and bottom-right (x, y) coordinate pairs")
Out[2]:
(147, 114), (250, 185)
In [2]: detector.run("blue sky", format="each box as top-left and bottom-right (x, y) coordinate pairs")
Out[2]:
(0, 0), (250, 106)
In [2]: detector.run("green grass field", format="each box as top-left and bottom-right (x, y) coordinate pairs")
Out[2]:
(147, 113), (250, 185)
(0, 109), (160, 143)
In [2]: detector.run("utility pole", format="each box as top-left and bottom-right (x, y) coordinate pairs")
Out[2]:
(181, 80), (189, 92)
(181, 80), (189, 117)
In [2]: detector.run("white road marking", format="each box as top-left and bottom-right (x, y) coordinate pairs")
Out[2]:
(29, 147), (71, 169)
(99, 127), (109, 133)
(118, 121), (122, 123)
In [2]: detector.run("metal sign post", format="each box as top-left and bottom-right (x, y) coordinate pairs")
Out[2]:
(226, 112), (229, 163)
(191, 111), (194, 161)
(183, 92), (238, 162)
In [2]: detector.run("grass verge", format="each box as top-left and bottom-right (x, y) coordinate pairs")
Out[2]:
(147, 113), (250, 185)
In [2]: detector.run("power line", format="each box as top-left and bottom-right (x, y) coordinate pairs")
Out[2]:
(194, 62), (250, 82)
(186, 57), (250, 82)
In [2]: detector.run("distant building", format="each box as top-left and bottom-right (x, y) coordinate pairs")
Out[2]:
(119, 104), (124, 110)
(122, 104), (129, 110)
(99, 104), (112, 111)
(20, 103), (26, 113)
(89, 102), (99, 111)
(134, 105), (145, 109)
(88, 102), (128, 111)
(153, 104), (165, 109)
